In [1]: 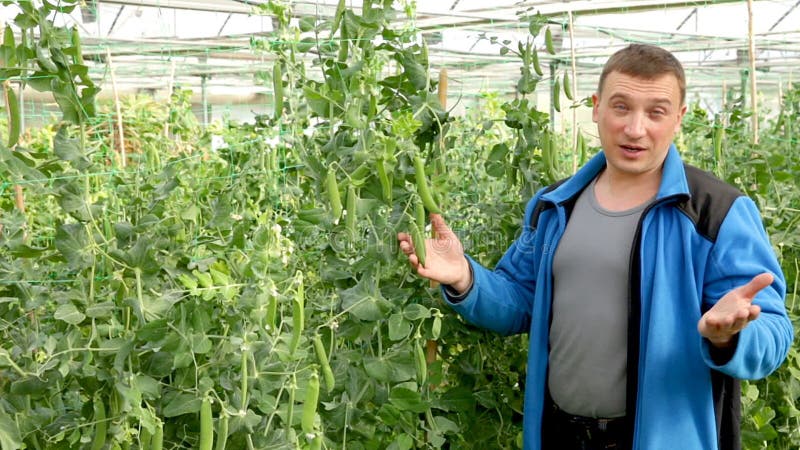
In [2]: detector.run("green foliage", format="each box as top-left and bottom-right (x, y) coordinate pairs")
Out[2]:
(679, 82), (800, 450)
(0, 2), (798, 450)
(1, 0), (98, 124)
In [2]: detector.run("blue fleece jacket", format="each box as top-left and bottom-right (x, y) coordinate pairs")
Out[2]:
(444, 146), (793, 450)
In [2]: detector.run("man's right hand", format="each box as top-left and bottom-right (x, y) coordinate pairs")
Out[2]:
(397, 213), (472, 294)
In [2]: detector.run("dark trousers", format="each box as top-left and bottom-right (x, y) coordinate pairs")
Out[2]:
(541, 398), (631, 450)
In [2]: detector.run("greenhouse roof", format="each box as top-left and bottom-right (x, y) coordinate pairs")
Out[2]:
(3, 0), (800, 112)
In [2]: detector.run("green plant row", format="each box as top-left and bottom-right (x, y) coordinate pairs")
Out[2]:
(0, 1), (798, 449)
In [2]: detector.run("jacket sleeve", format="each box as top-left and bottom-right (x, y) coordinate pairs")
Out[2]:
(700, 196), (794, 379)
(439, 190), (548, 336)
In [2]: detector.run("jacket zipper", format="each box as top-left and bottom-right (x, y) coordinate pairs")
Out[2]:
(624, 193), (686, 448)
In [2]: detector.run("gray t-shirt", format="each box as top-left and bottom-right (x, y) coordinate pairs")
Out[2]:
(547, 178), (650, 418)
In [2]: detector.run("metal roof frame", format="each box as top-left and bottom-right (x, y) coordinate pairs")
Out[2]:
(3, 0), (799, 116)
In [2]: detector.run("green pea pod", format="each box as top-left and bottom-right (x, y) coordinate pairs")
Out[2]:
(151, 421), (163, 450)
(578, 130), (587, 166)
(542, 132), (557, 184)
(362, 0), (372, 21)
(18, 29), (28, 68)
(140, 426), (152, 450)
(411, 222), (426, 267)
(773, 109), (785, 134)
(415, 340), (427, 385)
(331, 0), (346, 35)
(290, 299), (303, 356)
(413, 155), (441, 214)
(289, 272), (304, 356)
(265, 290), (277, 332)
(199, 398), (214, 450)
(377, 159), (392, 204)
(313, 334), (335, 393)
(3, 25), (14, 50)
(90, 395), (107, 450)
(241, 348), (249, 409)
(215, 415), (229, 450)
(35, 44), (58, 73)
(71, 26), (84, 65)
(286, 375), (297, 432)
(432, 316), (442, 340)
(552, 77), (561, 113)
(563, 71), (573, 100)
(338, 26), (349, 62)
(345, 185), (357, 235)
(273, 61), (283, 120)
(713, 122), (724, 163)
(302, 371), (320, 434)
(531, 47), (543, 76)
(325, 169), (343, 222)
(297, 207), (328, 225)
(545, 27), (555, 55)
(415, 200), (426, 231)
(4, 82), (20, 147)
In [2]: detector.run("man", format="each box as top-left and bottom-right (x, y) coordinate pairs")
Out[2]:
(397, 44), (793, 450)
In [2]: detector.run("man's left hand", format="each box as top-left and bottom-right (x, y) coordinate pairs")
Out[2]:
(698, 273), (773, 348)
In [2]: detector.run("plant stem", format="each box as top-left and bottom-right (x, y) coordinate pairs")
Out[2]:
(135, 268), (144, 322)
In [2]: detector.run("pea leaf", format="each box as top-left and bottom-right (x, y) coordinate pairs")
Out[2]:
(388, 313), (411, 341)
(134, 375), (162, 401)
(432, 386), (476, 412)
(54, 303), (85, 325)
(54, 127), (91, 170)
(399, 49), (427, 91)
(55, 222), (94, 270)
(0, 410), (22, 450)
(402, 304), (430, 321)
(387, 434), (413, 450)
(340, 277), (392, 321)
(389, 387), (428, 413)
(162, 392), (201, 417)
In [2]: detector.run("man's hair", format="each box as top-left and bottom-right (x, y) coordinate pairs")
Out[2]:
(598, 44), (686, 105)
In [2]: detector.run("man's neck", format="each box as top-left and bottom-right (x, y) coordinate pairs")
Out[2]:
(594, 167), (661, 212)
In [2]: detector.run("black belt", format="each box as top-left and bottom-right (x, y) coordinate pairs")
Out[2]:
(552, 405), (627, 433)
(543, 402), (630, 450)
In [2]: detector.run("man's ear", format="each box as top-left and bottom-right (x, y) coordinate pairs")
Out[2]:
(591, 93), (600, 123)
(674, 103), (688, 132)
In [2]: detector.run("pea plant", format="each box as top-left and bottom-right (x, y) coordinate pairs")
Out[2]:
(1, 1), (798, 449)
(679, 83), (800, 450)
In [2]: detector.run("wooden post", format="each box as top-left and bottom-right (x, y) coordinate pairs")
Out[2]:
(437, 68), (448, 109)
(746, 0), (759, 144)
(106, 47), (126, 167)
(13, 185), (24, 213)
(568, 11), (578, 174)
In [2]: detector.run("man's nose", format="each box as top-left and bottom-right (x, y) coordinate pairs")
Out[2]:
(624, 113), (646, 139)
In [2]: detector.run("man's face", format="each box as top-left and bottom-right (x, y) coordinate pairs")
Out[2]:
(592, 71), (687, 180)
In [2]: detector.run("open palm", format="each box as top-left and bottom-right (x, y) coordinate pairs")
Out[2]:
(698, 273), (772, 347)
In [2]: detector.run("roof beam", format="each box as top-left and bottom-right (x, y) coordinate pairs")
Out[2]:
(413, 0), (747, 31)
(98, 0), (253, 14)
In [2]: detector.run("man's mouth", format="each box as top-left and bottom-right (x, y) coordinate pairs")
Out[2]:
(621, 144), (646, 153)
